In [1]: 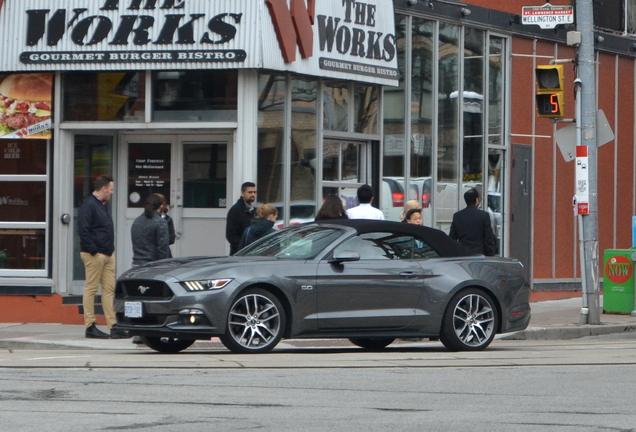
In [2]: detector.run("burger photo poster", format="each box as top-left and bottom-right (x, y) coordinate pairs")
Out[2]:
(0, 73), (52, 139)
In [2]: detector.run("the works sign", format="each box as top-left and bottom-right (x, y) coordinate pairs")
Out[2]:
(0, 0), (398, 86)
(0, 0), (252, 69)
(265, 0), (398, 82)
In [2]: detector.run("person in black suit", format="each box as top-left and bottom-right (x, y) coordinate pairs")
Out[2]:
(449, 188), (496, 256)
(226, 182), (257, 255)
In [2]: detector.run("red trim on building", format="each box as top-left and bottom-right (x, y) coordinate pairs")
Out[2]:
(0, 295), (105, 325)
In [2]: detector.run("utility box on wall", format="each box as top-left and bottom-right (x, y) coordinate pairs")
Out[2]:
(603, 249), (636, 314)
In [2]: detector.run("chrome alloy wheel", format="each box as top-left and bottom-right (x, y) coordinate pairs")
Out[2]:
(451, 293), (495, 347)
(227, 293), (282, 350)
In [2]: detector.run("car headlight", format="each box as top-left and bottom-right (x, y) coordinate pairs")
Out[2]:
(181, 279), (232, 291)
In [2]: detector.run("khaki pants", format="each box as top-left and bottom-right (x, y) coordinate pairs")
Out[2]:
(80, 252), (116, 328)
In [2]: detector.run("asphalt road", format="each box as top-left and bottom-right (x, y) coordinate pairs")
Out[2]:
(1, 336), (635, 431)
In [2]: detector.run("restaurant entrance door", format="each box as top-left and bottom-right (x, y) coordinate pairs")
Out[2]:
(119, 133), (233, 271)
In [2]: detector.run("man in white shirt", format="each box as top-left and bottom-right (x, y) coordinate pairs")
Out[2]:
(346, 184), (385, 220)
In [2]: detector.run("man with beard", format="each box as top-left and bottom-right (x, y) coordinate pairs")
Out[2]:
(225, 182), (256, 255)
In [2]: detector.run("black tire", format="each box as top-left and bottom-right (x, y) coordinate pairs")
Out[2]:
(219, 288), (285, 354)
(140, 336), (195, 354)
(439, 288), (498, 352)
(348, 337), (395, 350)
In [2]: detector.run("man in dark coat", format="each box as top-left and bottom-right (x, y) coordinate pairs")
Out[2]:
(225, 181), (256, 255)
(449, 188), (496, 256)
(77, 174), (128, 339)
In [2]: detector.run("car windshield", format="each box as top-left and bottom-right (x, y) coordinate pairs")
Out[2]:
(236, 225), (344, 259)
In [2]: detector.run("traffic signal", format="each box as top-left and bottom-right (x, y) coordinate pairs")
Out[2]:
(535, 65), (565, 118)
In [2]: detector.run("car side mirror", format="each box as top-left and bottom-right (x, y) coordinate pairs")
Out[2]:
(329, 250), (360, 264)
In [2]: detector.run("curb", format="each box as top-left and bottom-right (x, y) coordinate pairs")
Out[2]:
(2, 325), (636, 350)
(501, 324), (636, 340)
(0, 341), (85, 350)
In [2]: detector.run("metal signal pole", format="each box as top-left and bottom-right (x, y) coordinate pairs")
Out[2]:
(576, 0), (600, 324)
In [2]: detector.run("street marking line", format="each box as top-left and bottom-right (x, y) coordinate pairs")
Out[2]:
(26, 355), (91, 361)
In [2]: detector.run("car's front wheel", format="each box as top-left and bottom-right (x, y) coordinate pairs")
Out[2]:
(439, 288), (498, 351)
(348, 337), (395, 350)
(220, 288), (285, 354)
(140, 336), (195, 353)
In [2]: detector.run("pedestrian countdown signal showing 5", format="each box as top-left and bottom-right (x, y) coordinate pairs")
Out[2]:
(535, 64), (565, 118)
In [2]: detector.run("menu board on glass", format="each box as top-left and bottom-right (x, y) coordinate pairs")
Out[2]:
(128, 143), (171, 208)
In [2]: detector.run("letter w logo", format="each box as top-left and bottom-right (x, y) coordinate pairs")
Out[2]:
(265, 0), (315, 63)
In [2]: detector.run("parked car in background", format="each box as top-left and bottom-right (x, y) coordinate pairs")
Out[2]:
(487, 192), (502, 255)
(380, 177), (405, 221)
(114, 220), (531, 354)
(272, 200), (316, 229)
(380, 177), (432, 222)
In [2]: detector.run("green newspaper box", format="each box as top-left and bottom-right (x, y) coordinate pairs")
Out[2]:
(603, 249), (636, 314)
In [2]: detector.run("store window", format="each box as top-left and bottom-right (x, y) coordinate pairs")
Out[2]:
(354, 83), (379, 134)
(383, 14), (406, 181)
(63, 72), (146, 122)
(257, 73), (286, 206)
(487, 149), (505, 256)
(73, 135), (114, 280)
(411, 17), (434, 226)
(182, 143), (227, 208)
(152, 70), (237, 122)
(258, 73), (318, 227)
(0, 140), (48, 274)
(323, 81), (349, 132)
(488, 36), (505, 146)
(290, 77), (318, 217)
(462, 27), (485, 185)
(62, 70), (238, 123)
(384, 14), (508, 255)
(324, 80), (379, 135)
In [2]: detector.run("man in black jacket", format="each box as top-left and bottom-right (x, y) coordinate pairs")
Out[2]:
(225, 182), (256, 255)
(77, 175), (128, 339)
(449, 188), (496, 256)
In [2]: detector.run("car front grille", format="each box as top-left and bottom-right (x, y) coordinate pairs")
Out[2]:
(116, 279), (174, 300)
(116, 313), (166, 325)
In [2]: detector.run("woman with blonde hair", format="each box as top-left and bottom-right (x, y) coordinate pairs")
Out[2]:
(399, 199), (422, 221)
(238, 203), (278, 250)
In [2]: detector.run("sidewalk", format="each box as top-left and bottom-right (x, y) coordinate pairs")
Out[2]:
(501, 296), (636, 340)
(0, 297), (635, 350)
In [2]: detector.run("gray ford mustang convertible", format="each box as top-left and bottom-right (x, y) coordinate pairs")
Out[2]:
(114, 219), (530, 354)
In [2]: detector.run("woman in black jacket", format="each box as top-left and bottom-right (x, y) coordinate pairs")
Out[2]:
(238, 204), (278, 250)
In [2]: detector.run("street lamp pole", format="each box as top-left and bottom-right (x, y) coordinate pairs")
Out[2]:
(576, 0), (601, 324)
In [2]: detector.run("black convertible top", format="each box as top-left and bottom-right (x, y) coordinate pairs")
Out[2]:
(314, 219), (476, 258)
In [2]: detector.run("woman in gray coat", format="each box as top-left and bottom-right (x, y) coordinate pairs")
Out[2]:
(131, 194), (171, 266)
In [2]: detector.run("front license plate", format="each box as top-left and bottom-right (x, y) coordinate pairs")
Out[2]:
(125, 301), (143, 318)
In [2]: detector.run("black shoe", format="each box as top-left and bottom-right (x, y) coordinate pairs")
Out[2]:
(85, 323), (110, 339)
(110, 328), (131, 339)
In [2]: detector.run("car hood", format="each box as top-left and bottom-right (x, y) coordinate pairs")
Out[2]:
(120, 256), (282, 281)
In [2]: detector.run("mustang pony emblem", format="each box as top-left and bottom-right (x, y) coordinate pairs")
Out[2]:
(137, 285), (150, 294)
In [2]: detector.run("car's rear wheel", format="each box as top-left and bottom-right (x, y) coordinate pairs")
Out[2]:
(439, 288), (498, 351)
(348, 337), (395, 350)
(220, 288), (285, 354)
(140, 336), (195, 354)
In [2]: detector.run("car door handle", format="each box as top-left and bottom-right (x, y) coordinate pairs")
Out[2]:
(399, 271), (420, 279)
